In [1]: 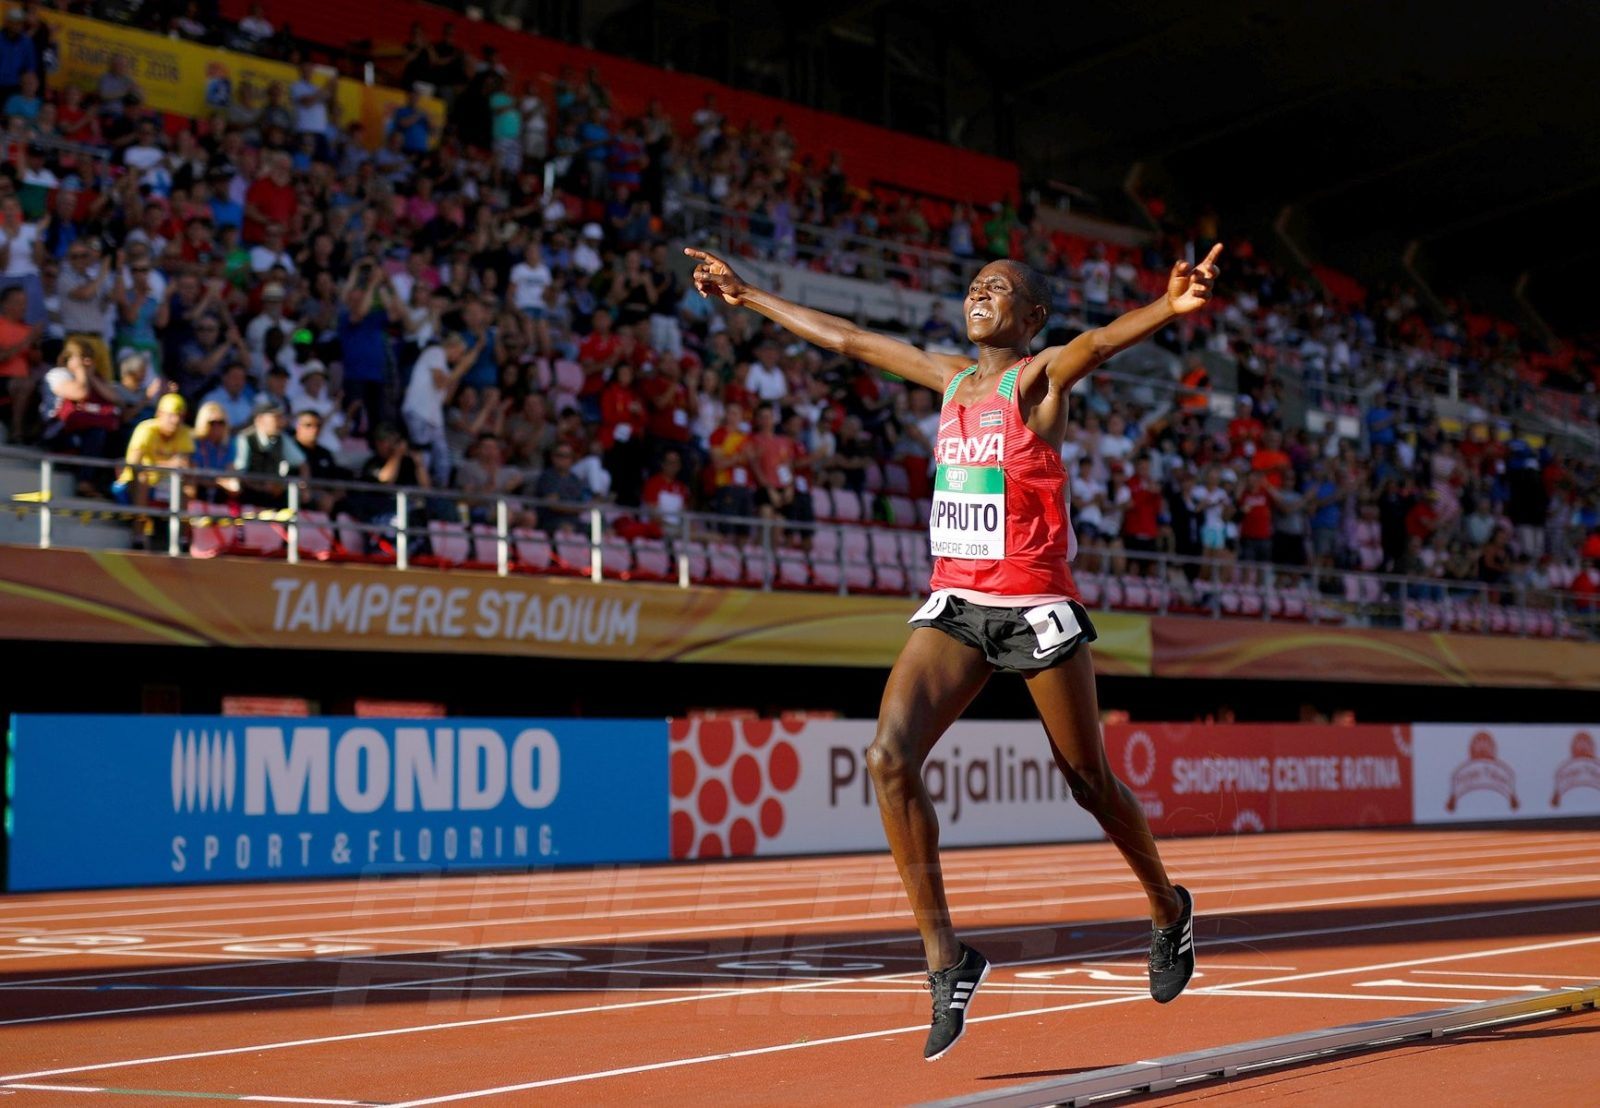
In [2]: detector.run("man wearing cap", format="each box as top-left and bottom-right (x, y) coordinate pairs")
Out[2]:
(118, 391), (194, 515)
(246, 281), (295, 365)
(234, 393), (306, 507)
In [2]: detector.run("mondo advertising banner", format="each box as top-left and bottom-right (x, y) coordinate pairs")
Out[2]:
(7, 716), (667, 891)
(1101, 724), (1414, 836)
(1412, 724), (1600, 823)
(668, 717), (1104, 860)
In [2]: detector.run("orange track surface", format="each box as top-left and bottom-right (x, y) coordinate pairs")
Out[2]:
(1, 826), (1597, 1106)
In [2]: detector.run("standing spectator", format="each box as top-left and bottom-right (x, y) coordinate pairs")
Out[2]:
(1236, 468), (1274, 571)
(0, 194), (45, 326)
(707, 400), (754, 522)
(0, 283), (39, 440)
(289, 61), (333, 155)
(1121, 456), (1163, 574)
(338, 261), (400, 431)
(388, 88), (434, 156)
(242, 153), (297, 245)
(402, 331), (477, 486)
(1268, 480), (1309, 569)
(748, 401), (807, 531)
(55, 243), (112, 376)
(201, 362), (255, 432)
(113, 253), (165, 374)
(519, 80), (548, 163)
(1079, 243), (1112, 324)
(598, 360), (646, 505)
(744, 341), (787, 403)
(0, 9), (37, 105)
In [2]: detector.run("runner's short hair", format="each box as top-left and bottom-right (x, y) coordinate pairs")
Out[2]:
(1000, 260), (1053, 316)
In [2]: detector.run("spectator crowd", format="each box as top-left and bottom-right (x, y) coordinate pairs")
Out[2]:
(0, 0), (1595, 608)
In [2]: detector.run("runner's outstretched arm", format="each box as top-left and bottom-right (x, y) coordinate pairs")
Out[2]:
(684, 246), (968, 392)
(1041, 243), (1222, 391)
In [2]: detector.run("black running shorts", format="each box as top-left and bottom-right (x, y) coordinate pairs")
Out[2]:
(907, 590), (1098, 673)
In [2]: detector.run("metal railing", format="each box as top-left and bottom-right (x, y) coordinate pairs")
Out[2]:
(5, 447), (1596, 640)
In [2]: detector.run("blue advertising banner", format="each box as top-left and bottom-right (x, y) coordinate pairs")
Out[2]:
(7, 716), (668, 891)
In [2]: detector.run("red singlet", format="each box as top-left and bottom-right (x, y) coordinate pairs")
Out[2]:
(926, 359), (1079, 600)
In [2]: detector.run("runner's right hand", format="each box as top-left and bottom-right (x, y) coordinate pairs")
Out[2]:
(683, 247), (748, 306)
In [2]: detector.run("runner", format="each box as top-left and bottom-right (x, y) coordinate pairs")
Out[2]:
(685, 241), (1220, 1060)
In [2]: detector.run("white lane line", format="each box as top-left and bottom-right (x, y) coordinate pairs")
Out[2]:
(4, 832), (1586, 928)
(1355, 979), (1554, 993)
(4, 851), (1595, 971)
(1208, 935), (1600, 993)
(1414, 969), (1594, 980)
(3, 891), (1595, 1084)
(0, 827), (1533, 913)
(2, 874), (1596, 1025)
(381, 934), (1600, 1105)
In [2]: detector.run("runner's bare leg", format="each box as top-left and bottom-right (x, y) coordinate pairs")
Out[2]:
(1025, 648), (1182, 927)
(868, 627), (993, 971)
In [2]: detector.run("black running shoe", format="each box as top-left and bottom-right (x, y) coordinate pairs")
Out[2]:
(1148, 884), (1195, 1003)
(924, 943), (991, 1061)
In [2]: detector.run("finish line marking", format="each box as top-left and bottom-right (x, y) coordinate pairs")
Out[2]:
(0, 1085), (383, 1105)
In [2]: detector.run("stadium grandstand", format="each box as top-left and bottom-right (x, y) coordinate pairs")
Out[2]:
(0, 0), (1596, 649)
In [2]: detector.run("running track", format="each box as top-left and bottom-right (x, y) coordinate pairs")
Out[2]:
(0, 826), (1596, 1105)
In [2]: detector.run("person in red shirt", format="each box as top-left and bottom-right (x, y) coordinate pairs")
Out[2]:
(1227, 395), (1265, 459)
(599, 361), (646, 505)
(706, 400), (754, 525)
(1250, 427), (1291, 488)
(1236, 469), (1274, 574)
(641, 355), (694, 457)
(1121, 455), (1163, 573)
(242, 153), (297, 245)
(685, 240), (1221, 1056)
(748, 401), (802, 531)
(639, 448), (690, 539)
(1405, 490), (1440, 541)
(577, 309), (621, 419)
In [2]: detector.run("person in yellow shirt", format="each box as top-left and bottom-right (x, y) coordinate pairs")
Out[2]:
(118, 392), (195, 521)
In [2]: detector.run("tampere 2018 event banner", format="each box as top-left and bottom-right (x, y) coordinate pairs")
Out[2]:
(6, 716), (668, 891)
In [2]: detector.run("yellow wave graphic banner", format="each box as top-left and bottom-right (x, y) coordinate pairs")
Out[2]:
(0, 546), (1153, 672)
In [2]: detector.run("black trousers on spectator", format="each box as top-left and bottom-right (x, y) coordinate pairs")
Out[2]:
(604, 437), (646, 507)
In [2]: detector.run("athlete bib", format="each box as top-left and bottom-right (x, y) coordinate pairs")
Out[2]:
(930, 464), (1005, 559)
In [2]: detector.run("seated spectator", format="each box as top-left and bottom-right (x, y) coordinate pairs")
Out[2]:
(533, 440), (590, 533)
(232, 395), (306, 507)
(2, 69), (39, 124)
(39, 337), (123, 489)
(201, 362), (255, 433)
(116, 392), (193, 530)
(189, 400), (232, 498)
(640, 448), (689, 537)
